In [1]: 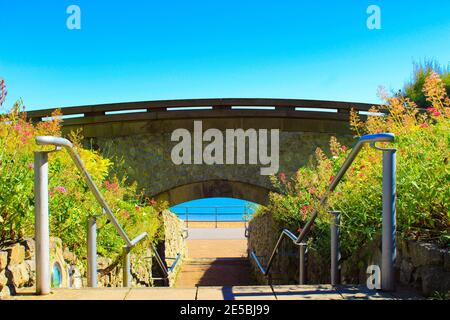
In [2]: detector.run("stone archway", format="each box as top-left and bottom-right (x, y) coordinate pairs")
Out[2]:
(154, 180), (270, 207)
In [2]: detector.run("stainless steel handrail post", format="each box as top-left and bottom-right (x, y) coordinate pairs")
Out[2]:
(87, 215), (97, 288)
(35, 136), (135, 247)
(152, 247), (169, 278)
(295, 134), (395, 245)
(330, 211), (341, 286)
(35, 136), (148, 293)
(381, 148), (397, 291)
(123, 247), (131, 288)
(299, 243), (307, 285)
(34, 151), (51, 295)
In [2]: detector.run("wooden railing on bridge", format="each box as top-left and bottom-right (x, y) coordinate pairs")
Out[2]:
(25, 98), (380, 125)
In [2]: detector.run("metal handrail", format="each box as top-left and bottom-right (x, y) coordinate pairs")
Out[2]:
(250, 229), (297, 275)
(250, 133), (395, 277)
(295, 133), (394, 244)
(35, 136), (147, 249)
(152, 247), (182, 280)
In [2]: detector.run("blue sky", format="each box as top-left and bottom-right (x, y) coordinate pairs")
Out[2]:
(1, 1), (450, 111)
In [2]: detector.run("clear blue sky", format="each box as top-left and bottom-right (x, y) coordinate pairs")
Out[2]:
(1, 1), (450, 111)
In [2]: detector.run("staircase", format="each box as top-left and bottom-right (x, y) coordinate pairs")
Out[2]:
(175, 257), (254, 287)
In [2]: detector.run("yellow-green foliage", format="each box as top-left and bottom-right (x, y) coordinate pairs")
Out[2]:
(0, 103), (165, 259)
(266, 71), (450, 257)
(404, 61), (450, 109)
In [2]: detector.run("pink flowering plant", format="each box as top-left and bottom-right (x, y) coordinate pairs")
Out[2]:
(0, 94), (165, 259)
(263, 71), (449, 258)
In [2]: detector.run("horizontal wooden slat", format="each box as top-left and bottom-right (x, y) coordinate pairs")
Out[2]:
(42, 109), (368, 127)
(25, 98), (377, 121)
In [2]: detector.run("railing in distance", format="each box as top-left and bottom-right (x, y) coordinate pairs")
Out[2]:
(170, 205), (254, 228)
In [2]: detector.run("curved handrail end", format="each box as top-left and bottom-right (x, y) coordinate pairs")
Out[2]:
(282, 229), (298, 242)
(358, 133), (394, 144)
(36, 136), (73, 148)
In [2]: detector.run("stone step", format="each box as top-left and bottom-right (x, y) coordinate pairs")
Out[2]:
(175, 257), (254, 288)
(184, 257), (250, 265)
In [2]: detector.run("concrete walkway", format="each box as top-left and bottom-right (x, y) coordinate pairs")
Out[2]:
(9, 285), (423, 300)
(187, 228), (246, 240)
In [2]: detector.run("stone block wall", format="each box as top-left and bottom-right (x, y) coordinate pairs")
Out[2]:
(91, 210), (187, 288)
(396, 240), (450, 296)
(0, 211), (187, 298)
(0, 237), (83, 299)
(159, 210), (187, 286)
(86, 120), (354, 202)
(96, 248), (154, 288)
(247, 211), (450, 297)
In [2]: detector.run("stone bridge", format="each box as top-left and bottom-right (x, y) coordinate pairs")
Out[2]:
(28, 98), (374, 206)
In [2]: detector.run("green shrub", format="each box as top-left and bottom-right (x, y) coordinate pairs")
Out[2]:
(0, 101), (165, 260)
(264, 71), (450, 259)
(404, 61), (450, 109)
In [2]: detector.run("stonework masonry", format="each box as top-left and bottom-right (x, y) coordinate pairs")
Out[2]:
(0, 211), (186, 298)
(64, 117), (354, 206)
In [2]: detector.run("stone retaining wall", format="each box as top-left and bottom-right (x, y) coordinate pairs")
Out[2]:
(247, 211), (450, 297)
(161, 210), (187, 286)
(96, 211), (186, 288)
(0, 237), (84, 299)
(0, 211), (186, 298)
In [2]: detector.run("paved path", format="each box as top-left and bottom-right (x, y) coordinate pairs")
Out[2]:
(9, 285), (423, 300)
(187, 228), (246, 240)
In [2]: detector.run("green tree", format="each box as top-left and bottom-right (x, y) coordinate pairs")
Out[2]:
(404, 61), (450, 108)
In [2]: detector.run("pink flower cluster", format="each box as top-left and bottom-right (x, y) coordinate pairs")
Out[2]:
(13, 123), (33, 144)
(427, 107), (442, 117)
(103, 180), (119, 191)
(300, 205), (312, 219)
(279, 172), (287, 184)
(121, 210), (130, 219)
(55, 186), (67, 194)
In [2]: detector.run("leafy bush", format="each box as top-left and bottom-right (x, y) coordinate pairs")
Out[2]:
(264, 71), (450, 259)
(0, 100), (165, 260)
(404, 61), (450, 109)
